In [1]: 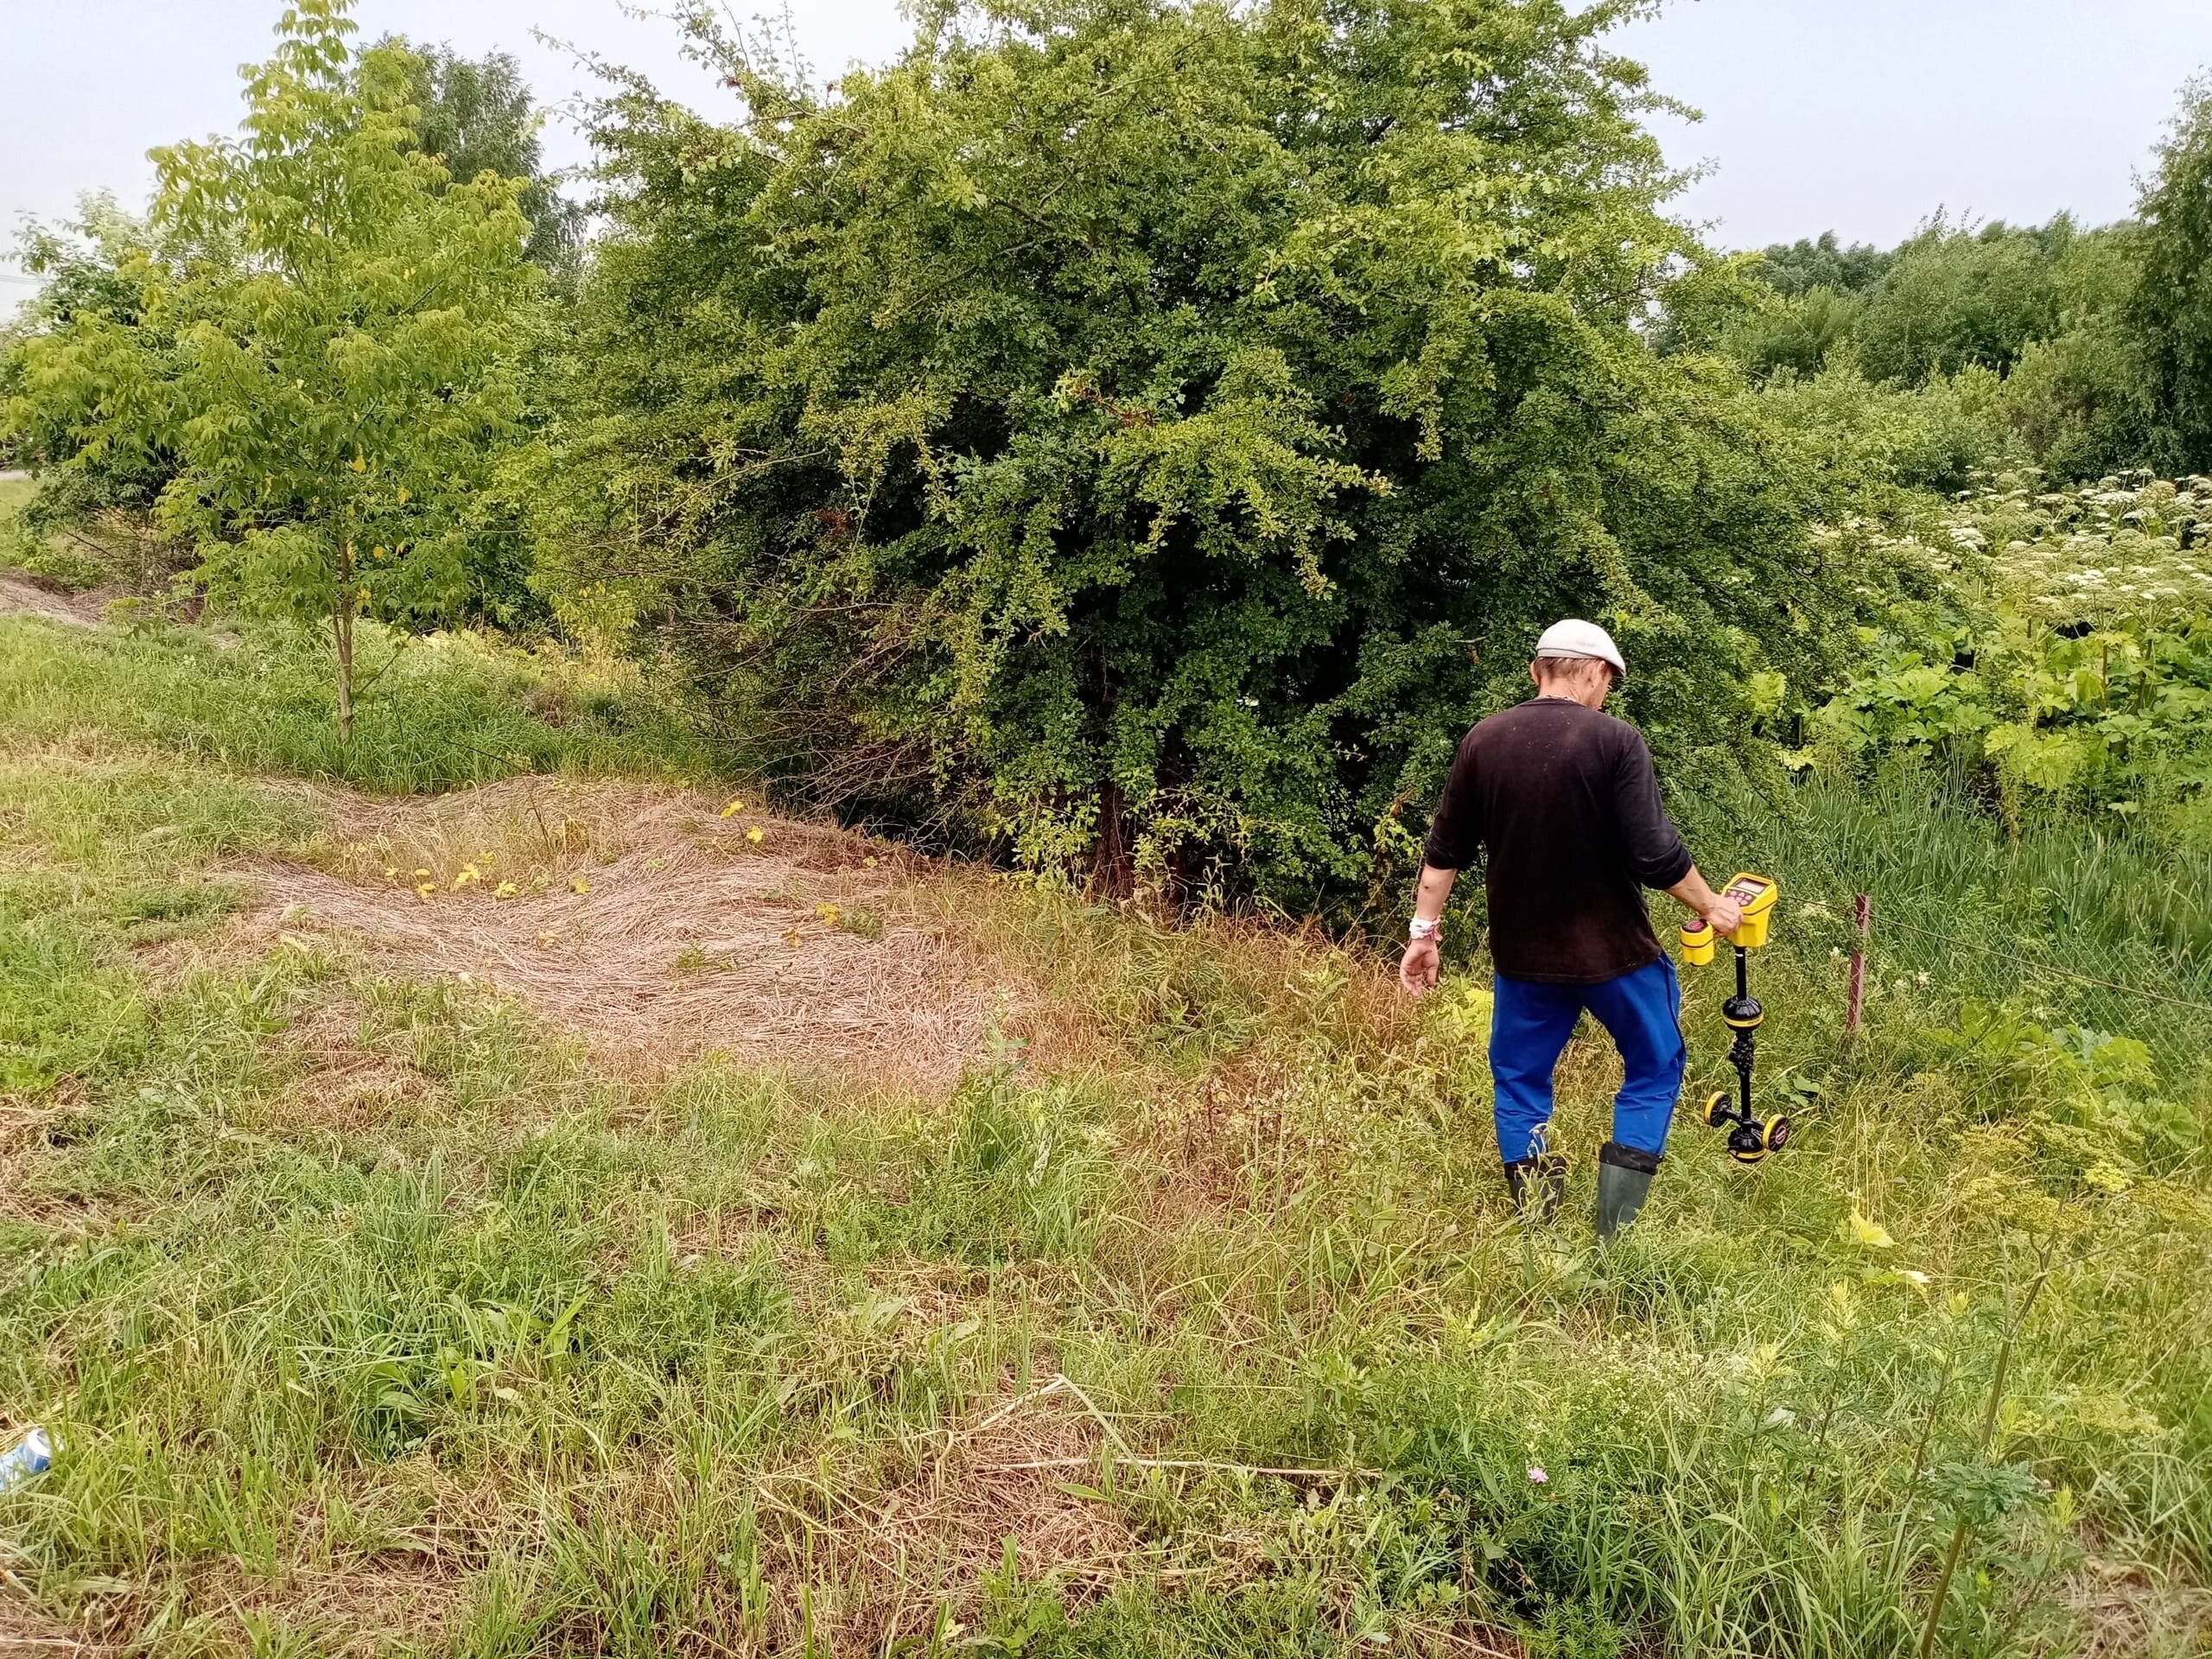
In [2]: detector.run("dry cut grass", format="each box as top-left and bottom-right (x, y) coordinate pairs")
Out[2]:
(226, 776), (1031, 1088)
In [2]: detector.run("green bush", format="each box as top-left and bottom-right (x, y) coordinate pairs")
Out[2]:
(528, 0), (1870, 908)
(1753, 364), (2019, 497)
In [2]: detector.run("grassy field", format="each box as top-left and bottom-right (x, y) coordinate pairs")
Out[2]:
(0, 601), (2206, 1656)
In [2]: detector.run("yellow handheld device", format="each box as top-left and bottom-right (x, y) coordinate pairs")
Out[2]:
(1720, 873), (1779, 949)
(1678, 874), (1791, 1164)
(1678, 919), (1716, 964)
(1681, 872), (1778, 962)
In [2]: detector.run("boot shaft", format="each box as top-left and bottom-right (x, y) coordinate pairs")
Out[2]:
(1595, 1141), (1661, 1242)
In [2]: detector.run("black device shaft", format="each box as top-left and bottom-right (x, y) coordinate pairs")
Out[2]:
(1732, 946), (1755, 1122)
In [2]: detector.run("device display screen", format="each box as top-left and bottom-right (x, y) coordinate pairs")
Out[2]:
(1726, 878), (1770, 905)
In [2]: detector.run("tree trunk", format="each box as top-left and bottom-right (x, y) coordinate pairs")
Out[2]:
(1085, 645), (1135, 899)
(333, 550), (357, 746)
(1092, 778), (1135, 900)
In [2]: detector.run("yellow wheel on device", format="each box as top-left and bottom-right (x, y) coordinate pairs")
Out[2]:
(1703, 1090), (1732, 1128)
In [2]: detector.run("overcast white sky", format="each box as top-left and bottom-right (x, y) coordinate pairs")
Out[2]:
(5, 0), (2212, 306)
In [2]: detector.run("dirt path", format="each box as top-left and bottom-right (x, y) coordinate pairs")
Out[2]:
(0, 572), (108, 626)
(229, 775), (1027, 1087)
(3, 579), (1030, 1087)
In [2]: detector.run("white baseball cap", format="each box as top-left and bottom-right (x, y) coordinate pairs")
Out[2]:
(1534, 618), (1626, 681)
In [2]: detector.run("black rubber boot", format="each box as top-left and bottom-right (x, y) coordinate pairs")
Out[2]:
(1595, 1141), (1662, 1243)
(1503, 1154), (1568, 1224)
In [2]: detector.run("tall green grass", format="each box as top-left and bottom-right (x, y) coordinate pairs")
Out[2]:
(1677, 766), (2212, 1073)
(0, 615), (718, 794)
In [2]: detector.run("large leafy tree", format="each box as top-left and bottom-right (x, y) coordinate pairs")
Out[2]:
(388, 38), (587, 274)
(535, 0), (1852, 906)
(0, 196), (185, 525)
(2134, 77), (2212, 470)
(4, 0), (538, 738)
(1850, 216), (2070, 387)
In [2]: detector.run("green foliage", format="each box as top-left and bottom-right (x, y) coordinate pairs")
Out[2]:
(531, 0), (1858, 906)
(1713, 214), (2156, 486)
(1720, 283), (1867, 381)
(1996, 309), (2159, 484)
(1751, 363), (2018, 498)
(1727, 217), (2132, 394)
(1754, 231), (1895, 298)
(0, 198), (183, 526)
(385, 35), (586, 275)
(1806, 476), (2212, 850)
(1, 0), (541, 736)
(1851, 215), (2080, 387)
(2132, 77), (2212, 470)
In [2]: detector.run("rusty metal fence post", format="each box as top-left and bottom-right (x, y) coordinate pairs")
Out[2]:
(1846, 893), (1871, 1044)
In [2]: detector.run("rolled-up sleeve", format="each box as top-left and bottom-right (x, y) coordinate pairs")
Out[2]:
(1614, 734), (1693, 889)
(1421, 734), (1484, 871)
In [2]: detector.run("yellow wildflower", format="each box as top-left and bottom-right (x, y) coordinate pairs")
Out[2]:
(416, 882), (437, 899)
(720, 798), (746, 818)
(493, 880), (519, 899)
(570, 876), (592, 894)
(454, 863), (481, 888)
(746, 826), (765, 845)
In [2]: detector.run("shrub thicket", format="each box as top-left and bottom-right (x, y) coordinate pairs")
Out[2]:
(523, 0), (1877, 907)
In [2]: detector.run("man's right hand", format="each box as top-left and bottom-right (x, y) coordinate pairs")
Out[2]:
(1400, 936), (1441, 996)
(1668, 865), (1743, 938)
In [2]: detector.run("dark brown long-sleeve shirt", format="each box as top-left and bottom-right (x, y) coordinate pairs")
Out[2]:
(1421, 697), (1694, 984)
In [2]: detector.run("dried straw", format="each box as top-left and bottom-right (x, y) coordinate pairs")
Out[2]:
(238, 776), (1028, 1086)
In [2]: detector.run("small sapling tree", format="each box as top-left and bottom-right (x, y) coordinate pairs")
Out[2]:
(10, 0), (537, 741)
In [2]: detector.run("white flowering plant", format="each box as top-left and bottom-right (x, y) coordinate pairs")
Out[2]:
(1803, 474), (2212, 840)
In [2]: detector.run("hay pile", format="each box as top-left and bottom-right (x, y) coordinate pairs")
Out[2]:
(746, 1372), (1145, 1649)
(246, 777), (1024, 1085)
(0, 574), (109, 627)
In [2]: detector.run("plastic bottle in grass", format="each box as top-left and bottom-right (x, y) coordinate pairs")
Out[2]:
(0, 1427), (54, 1491)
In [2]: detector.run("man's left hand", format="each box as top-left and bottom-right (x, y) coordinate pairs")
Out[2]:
(1400, 937), (1441, 996)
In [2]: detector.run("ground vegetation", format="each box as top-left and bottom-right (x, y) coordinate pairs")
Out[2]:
(1, 9), (2210, 1649)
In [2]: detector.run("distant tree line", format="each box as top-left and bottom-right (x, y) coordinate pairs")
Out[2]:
(1678, 86), (2212, 488)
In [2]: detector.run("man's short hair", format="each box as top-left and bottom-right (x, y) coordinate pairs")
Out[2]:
(1534, 652), (1618, 683)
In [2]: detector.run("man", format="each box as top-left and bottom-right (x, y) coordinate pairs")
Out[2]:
(1399, 620), (1742, 1241)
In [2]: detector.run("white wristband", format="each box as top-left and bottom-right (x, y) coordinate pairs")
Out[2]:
(1409, 917), (1440, 941)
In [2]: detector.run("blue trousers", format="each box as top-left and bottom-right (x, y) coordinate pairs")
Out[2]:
(1490, 957), (1686, 1162)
